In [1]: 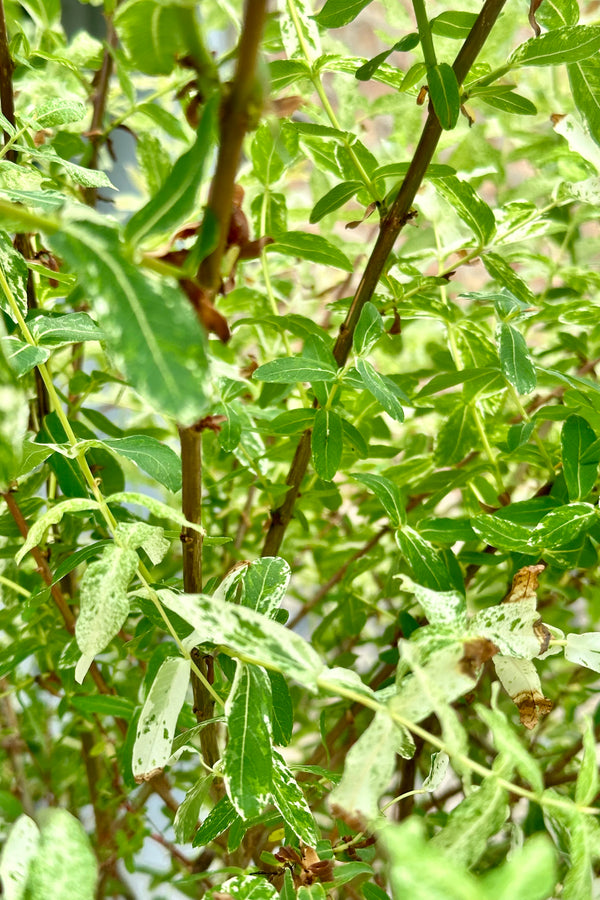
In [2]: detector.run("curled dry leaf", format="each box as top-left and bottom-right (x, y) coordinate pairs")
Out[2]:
(494, 656), (552, 730)
(459, 637), (500, 678)
(502, 563), (545, 604)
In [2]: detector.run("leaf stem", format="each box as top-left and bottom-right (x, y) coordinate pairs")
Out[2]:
(412, 0), (437, 69)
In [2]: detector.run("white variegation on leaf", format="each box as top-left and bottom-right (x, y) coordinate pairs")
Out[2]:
(74, 545), (139, 684)
(114, 521), (170, 565)
(20, 809), (97, 900)
(239, 556), (291, 616)
(565, 632), (600, 673)
(399, 576), (467, 630)
(0, 814), (40, 900)
(16, 498), (100, 565)
(271, 749), (319, 845)
(132, 656), (191, 782)
(107, 492), (205, 535)
(422, 751), (450, 793)
(552, 113), (600, 173)
(157, 589), (324, 690)
(278, 0), (321, 59)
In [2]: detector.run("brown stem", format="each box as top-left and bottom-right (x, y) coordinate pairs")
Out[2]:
(83, 19), (118, 206)
(261, 0), (509, 557)
(198, 0), (269, 294)
(0, 0), (15, 155)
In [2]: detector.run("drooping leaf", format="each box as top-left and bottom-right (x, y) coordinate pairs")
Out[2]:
(132, 656), (191, 782)
(481, 252), (536, 306)
(313, 0), (373, 29)
(353, 301), (385, 356)
(575, 717), (599, 806)
(224, 662), (273, 819)
(400, 576), (467, 630)
(192, 794), (240, 848)
(351, 471), (404, 526)
(432, 176), (496, 245)
(356, 358), (404, 421)
(2, 336), (50, 376)
(268, 670), (294, 746)
(74, 544), (139, 684)
(114, 0), (195, 75)
(125, 97), (217, 245)
(434, 404), (478, 466)
(565, 632), (600, 673)
(173, 776), (211, 844)
(271, 749), (319, 844)
(49, 221), (210, 426)
(15, 497), (100, 565)
(312, 408), (343, 481)
(568, 57), (600, 143)
(493, 656), (552, 729)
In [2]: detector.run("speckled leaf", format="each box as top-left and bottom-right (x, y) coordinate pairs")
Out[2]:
(23, 809), (97, 900)
(240, 557), (291, 616)
(565, 632), (600, 673)
(16, 498), (99, 565)
(476, 704), (544, 792)
(132, 656), (191, 781)
(510, 25), (600, 67)
(0, 814), (40, 900)
(224, 662), (273, 819)
(0, 231), (28, 321)
(271, 749), (319, 844)
(75, 544), (139, 684)
(157, 589), (324, 690)
(399, 576), (467, 630)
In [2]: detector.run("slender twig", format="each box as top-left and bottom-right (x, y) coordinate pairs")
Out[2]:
(261, 0), (509, 557)
(0, 679), (35, 817)
(0, 0), (15, 156)
(82, 18), (118, 205)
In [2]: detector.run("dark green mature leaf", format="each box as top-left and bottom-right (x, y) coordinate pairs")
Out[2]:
(562, 416), (598, 501)
(125, 97), (216, 245)
(356, 359), (404, 421)
(267, 231), (353, 271)
(268, 670), (293, 746)
(536, 0), (579, 28)
(29, 312), (106, 345)
(254, 357), (336, 384)
(309, 180), (362, 223)
(352, 472), (404, 526)
(478, 91), (537, 115)
(395, 527), (453, 591)
(355, 33), (419, 81)
(313, 0), (373, 28)
(510, 25), (600, 67)
(568, 57), (600, 143)
(430, 11), (477, 39)
(312, 408), (343, 481)
(353, 301), (384, 356)
(192, 795), (240, 847)
(497, 323), (537, 394)
(428, 63), (460, 131)
(224, 663), (273, 819)
(49, 221), (209, 426)
(434, 404), (478, 466)
(471, 515), (533, 551)
(115, 0), (196, 75)
(101, 436), (182, 492)
(432, 176), (496, 245)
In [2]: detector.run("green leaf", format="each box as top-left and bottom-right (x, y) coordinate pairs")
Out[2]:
(101, 436), (182, 493)
(510, 25), (600, 67)
(49, 221), (209, 426)
(309, 180), (362, 223)
(471, 514), (534, 551)
(271, 749), (319, 845)
(0, 814), (40, 900)
(74, 544), (139, 684)
(114, 0), (193, 75)
(125, 97), (216, 246)
(267, 231), (353, 271)
(224, 662), (273, 819)
(192, 794), (240, 847)
(561, 416), (598, 500)
(132, 656), (190, 781)
(107, 491), (205, 535)
(355, 34), (419, 81)
(434, 404), (478, 466)
(568, 57), (600, 143)
(29, 312), (105, 345)
(351, 472), (404, 526)
(312, 408), (343, 481)
(478, 90), (537, 115)
(341, 418), (369, 458)
(267, 408), (316, 435)
(530, 502), (596, 549)
(430, 767), (509, 867)
(268, 670), (293, 746)
(430, 11), (478, 39)
(2, 336), (50, 376)
(353, 301), (384, 356)
(575, 717), (599, 805)
(400, 577), (467, 629)
(253, 357), (337, 384)
(70, 694), (136, 719)
(482, 835), (557, 900)
(280, 0), (321, 58)
(432, 176), (496, 245)
(536, 0), (579, 28)
(475, 705), (544, 792)
(313, 0), (373, 29)
(157, 590), (324, 690)
(428, 63), (460, 131)
(481, 252), (536, 306)
(356, 358), (404, 422)
(173, 776), (211, 844)
(240, 557), (291, 617)
(23, 809), (97, 900)
(497, 323), (537, 394)
(561, 812), (595, 900)
(395, 526), (453, 591)
(565, 632), (600, 673)
(32, 98), (86, 127)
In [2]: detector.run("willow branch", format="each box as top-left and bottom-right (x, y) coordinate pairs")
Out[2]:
(261, 0), (509, 557)
(82, 18), (118, 206)
(0, 0), (14, 155)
